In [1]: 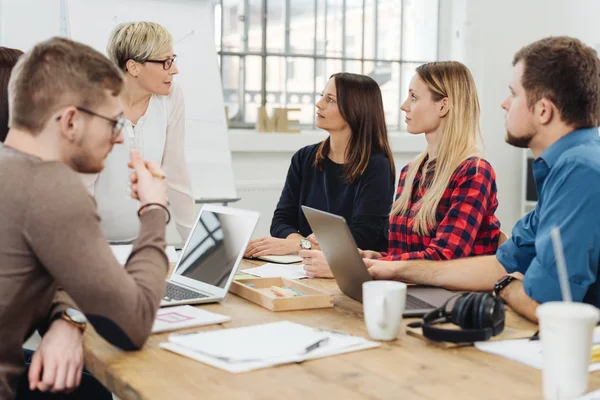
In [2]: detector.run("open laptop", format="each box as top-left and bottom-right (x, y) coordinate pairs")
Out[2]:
(161, 204), (259, 307)
(302, 206), (458, 317)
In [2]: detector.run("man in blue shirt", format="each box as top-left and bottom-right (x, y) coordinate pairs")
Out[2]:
(363, 36), (600, 323)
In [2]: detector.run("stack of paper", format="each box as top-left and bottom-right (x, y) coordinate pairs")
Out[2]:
(160, 321), (379, 373)
(152, 305), (231, 334)
(240, 263), (309, 280)
(475, 327), (600, 372)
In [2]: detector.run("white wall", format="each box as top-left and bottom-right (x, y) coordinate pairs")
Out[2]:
(438, 0), (600, 232)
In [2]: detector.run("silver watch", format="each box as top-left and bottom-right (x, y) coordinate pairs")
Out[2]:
(300, 237), (312, 250)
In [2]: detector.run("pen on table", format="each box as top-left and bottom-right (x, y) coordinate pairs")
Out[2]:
(305, 337), (330, 353)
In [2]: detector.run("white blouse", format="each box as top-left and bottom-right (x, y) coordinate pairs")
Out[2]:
(82, 83), (195, 242)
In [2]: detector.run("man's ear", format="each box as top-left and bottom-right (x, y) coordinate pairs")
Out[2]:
(125, 59), (139, 77)
(56, 107), (79, 142)
(439, 97), (450, 118)
(536, 98), (554, 125)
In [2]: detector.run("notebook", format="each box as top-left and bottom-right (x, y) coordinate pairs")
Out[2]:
(160, 321), (379, 373)
(111, 245), (179, 265)
(240, 263), (309, 280)
(152, 305), (231, 334)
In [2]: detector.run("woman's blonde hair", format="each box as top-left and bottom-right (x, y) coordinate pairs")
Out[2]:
(390, 61), (482, 235)
(107, 22), (173, 71)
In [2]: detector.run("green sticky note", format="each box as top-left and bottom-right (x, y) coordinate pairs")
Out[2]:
(234, 273), (256, 280)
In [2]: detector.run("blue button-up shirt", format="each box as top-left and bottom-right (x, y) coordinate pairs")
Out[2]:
(496, 127), (600, 306)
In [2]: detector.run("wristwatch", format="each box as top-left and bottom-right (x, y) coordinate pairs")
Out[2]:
(51, 308), (87, 333)
(493, 275), (517, 298)
(300, 237), (312, 250)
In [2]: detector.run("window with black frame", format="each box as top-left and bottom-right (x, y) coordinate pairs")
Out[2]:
(214, 0), (440, 131)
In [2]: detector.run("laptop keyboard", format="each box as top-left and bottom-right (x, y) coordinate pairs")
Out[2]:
(164, 282), (208, 302)
(406, 294), (435, 310)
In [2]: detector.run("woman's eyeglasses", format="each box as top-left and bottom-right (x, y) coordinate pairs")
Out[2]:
(145, 55), (177, 70)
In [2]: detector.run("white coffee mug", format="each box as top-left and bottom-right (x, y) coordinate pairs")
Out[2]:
(537, 302), (600, 399)
(362, 281), (407, 341)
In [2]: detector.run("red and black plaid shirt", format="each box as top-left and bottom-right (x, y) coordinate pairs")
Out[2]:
(381, 156), (500, 261)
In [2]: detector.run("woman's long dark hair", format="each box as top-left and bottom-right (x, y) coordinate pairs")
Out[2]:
(314, 72), (395, 183)
(0, 47), (24, 142)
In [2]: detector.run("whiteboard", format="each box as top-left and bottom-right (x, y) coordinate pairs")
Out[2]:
(65, 0), (236, 200)
(1, 0), (237, 200)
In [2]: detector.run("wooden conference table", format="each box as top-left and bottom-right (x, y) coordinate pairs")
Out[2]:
(82, 259), (600, 400)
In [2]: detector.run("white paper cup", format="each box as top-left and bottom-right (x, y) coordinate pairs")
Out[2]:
(537, 302), (600, 399)
(362, 281), (406, 341)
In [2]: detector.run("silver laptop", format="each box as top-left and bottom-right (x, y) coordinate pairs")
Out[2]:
(302, 206), (457, 317)
(161, 204), (259, 307)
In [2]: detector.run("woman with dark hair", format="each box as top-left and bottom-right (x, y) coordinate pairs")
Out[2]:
(245, 72), (396, 258)
(0, 46), (23, 142)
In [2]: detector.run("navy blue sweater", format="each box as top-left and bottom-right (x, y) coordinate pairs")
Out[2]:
(270, 143), (395, 252)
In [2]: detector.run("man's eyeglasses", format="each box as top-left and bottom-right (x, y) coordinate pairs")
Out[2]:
(145, 55), (177, 70)
(56, 107), (126, 139)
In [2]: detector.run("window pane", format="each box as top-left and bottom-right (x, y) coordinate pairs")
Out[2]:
(325, 59), (343, 80)
(221, 1), (244, 52)
(266, 56), (315, 126)
(343, 0), (363, 59)
(365, 61), (400, 130)
(267, 0), (285, 53)
(377, 0), (402, 60)
(247, 0), (263, 52)
(325, 0), (344, 58)
(290, 0), (316, 55)
(315, 0), (327, 57)
(243, 55), (263, 124)
(400, 62), (422, 130)
(221, 55), (241, 122)
(345, 60), (363, 74)
(314, 59), (327, 95)
(402, 0), (438, 61)
(363, 0), (376, 60)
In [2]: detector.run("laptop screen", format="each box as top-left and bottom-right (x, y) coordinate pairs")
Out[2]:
(173, 209), (256, 288)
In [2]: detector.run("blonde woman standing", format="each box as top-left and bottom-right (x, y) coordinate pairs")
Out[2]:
(83, 22), (195, 242)
(300, 61), (501, 277)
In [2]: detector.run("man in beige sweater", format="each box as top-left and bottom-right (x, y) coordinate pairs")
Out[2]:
(0, 38), (171, 399)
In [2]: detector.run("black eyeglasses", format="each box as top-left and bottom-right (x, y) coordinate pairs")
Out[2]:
(145, 55), (177, 70)
(56, 106), (126, 139)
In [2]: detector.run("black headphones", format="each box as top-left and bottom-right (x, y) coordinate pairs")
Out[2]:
(408, 292), (505, 343)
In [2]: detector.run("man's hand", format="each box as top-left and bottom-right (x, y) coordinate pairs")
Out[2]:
(28, 319), (83, 393)
(244, 237), (300, 258)
(364, 259), (402, 280)
(359, 249), (382, 259)
(128, 149), (168, 206)
(306, 234), (319, 245)
(299, 249), (334, 278)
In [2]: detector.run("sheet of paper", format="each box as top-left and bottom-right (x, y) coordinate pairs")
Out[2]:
(240, 263), (309, 280)
(161, 322), (380, 373)
(577, 388), (600, 399)
(168, 321), (327, 360)
(255, 255), (303, 264)
(475, 339), (600, 372)
(111, 245), (179, 265)
(152, 305), (231, 334)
